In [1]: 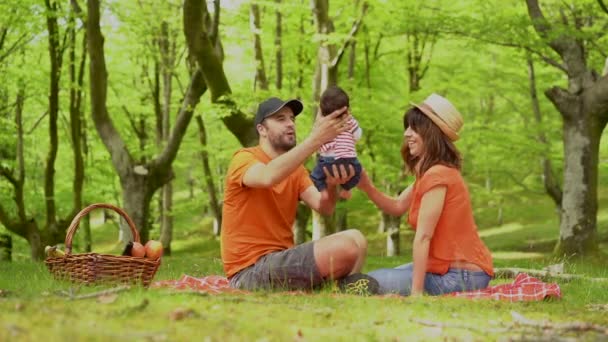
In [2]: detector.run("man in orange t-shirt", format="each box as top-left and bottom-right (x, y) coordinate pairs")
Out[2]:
(221, 97), (378, 293)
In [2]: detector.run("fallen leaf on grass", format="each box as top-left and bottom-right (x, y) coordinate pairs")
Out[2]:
(0, 289), (12, 297)
(14, 302), (25, 312)
(294, 328), (304, 341)
(169, 308), (199, 321)
(97, 293), (119, 304)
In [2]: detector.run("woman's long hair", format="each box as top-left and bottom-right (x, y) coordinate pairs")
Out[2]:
(401, 107), (461, 177)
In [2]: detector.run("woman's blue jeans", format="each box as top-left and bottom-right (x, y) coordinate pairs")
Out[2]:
(368, 263), (492, 296)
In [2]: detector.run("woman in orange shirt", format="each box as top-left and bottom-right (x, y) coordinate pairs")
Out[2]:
(358, 94), (493, 296)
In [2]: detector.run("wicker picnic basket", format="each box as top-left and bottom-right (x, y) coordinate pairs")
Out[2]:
(45, 203), (161, 287)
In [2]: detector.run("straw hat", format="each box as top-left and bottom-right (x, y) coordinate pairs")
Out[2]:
(410, 93), (463, 141)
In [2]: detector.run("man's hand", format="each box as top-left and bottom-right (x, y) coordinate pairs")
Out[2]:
(309, 107), (350, 145)
(323, 164), (355, 188)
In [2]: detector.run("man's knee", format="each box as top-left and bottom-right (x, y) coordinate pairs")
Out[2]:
(315, 236), (359, 270)
(341, 238), (360, 264)
(343, 229), (367, 251)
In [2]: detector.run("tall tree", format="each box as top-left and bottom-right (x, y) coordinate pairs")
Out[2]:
(275, 0), (283, 89)
(525, 0), (608, 255)
(87, 0), (206, 242)
(0, 1), (87, 260)
(43, 0), (62, 237)
(183, 0), (257, 147)
(157, 19), (178, 255)
(68, 0), (89, 251)
(250, 2), (269, 91)
(196, 115), (222, 236)
(310, 0), (368, 98)
(527, 54), (562, 209)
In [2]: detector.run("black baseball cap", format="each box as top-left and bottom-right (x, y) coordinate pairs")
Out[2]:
(254, 97), (303, 126)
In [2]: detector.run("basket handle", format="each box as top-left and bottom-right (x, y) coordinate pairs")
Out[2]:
(64, 203), (140, 254)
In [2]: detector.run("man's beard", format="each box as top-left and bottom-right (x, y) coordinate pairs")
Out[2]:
(268, 131), (296, 153)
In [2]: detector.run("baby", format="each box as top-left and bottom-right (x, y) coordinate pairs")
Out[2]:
(310, 86), (362, 199)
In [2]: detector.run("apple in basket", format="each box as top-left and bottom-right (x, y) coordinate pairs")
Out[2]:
(131, 242), (146, 257)
(145, 240), (163, 260)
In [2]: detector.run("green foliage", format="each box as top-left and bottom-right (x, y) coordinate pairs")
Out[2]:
(0, 0), (607, 257)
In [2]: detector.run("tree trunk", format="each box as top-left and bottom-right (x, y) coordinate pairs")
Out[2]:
(312, 211), (335, 241)
(88, 0), (206, 242)
(121, 178), (154, 243)
(296, 1), (305, 93)
(14, 86), (26, 223)
(0, 233), (12, 262)
(44, 0), (62, 233)
(275, 0), (283, 89)
(363, 28), (371, 89)
(196, 115), (222, 236)
(527, 55), (562, 208)
(26, 221), (45, 261)
(347, 0), (359, 80)
(383, 213), (401, 256)
(555, 112), (601, 255)
(250, 3), (268, 91)
(0, 57), (65, 260)
(184, 0), (257, 147)
(293, 202), (310, 245)
(158, 20), (175, 255)
(348, 41), (356, 80)
(69, 0), (87, 224)
(377, 183), (402, 256)
(525, 0), (608, 255)
(81, 204), (92, 252)
(497, 198), (504, 227)
(160, 182), (173, 254)
(405, 30), (435, 94)
(335, 201), (348, 231)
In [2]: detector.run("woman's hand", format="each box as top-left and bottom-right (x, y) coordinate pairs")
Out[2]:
(410, 289), (424, 297)
(356, 169), (373, 193)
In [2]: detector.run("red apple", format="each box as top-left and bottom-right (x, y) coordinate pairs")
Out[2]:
(145, 240), (163, 260)
(131, 242), (146, 257)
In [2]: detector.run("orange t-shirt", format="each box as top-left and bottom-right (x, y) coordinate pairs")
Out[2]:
(220, 146), (313, 278)
(408, 165), (494, 276)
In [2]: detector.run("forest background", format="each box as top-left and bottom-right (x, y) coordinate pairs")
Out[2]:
(1, 0), (608, 340)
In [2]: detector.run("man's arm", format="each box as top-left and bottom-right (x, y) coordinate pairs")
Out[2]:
(243, 107), (348, 188)
(300, 164), (355, 215)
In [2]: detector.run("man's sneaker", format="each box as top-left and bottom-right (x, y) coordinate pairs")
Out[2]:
(337, 273), (380, 296)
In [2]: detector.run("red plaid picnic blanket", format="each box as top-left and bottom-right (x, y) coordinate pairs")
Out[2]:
(151, 274), (241, 294)
(448, 273), (561, 301)
(151, 273), (561, 301)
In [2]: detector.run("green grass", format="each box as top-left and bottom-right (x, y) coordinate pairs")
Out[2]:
(2, 178), (608, 340)
(1, 256), (607, 341)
